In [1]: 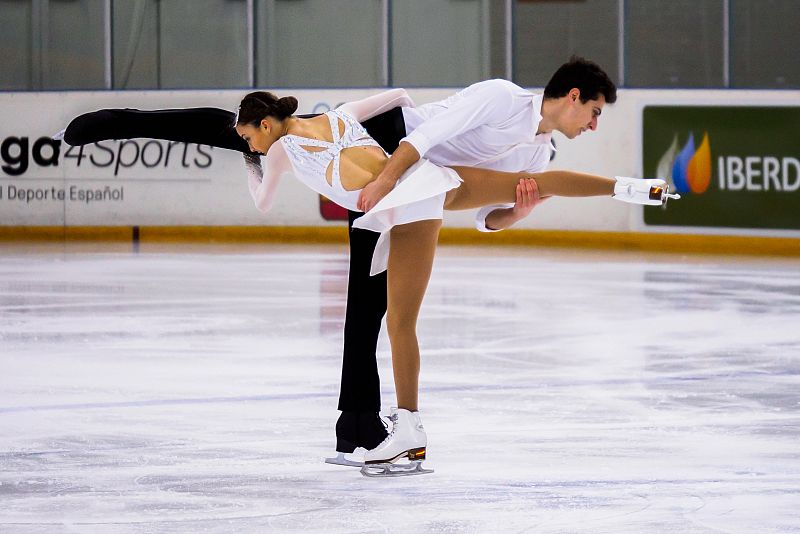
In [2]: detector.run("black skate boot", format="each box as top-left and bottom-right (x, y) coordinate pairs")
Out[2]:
(325, 411), (388, 467)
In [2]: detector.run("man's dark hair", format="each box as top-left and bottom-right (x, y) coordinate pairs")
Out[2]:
(544, 56), (617, 104)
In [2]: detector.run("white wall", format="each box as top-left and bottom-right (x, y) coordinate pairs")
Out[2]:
(1, 88), (798, 237)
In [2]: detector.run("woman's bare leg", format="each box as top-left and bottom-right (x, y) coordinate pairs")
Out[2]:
(445, 167), (616, 211)
(386, 219), (441, 412)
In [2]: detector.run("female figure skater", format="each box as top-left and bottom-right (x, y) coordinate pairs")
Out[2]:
(232, 89), (678, 475)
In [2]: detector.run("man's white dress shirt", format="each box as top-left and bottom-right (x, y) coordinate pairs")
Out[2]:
(401, 79), (555, 231)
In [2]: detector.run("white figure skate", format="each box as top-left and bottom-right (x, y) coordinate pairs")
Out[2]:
(613, 176), (681, 206)
(360, 408), (433, 477)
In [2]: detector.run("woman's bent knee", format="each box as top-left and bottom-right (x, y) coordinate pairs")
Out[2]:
(386, 311), (418, 338)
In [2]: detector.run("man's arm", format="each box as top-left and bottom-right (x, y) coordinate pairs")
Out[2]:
(480, 143), (555, 231)
(358, 80), (524, 212)
(479, 178), (548, 231)
(356, 141), (420, 212)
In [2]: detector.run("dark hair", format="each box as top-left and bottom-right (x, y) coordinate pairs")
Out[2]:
(544, 56), (617, 104)
(236, 91), (299, 126)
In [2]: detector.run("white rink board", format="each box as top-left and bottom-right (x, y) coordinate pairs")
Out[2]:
(1, 88), (799, 236)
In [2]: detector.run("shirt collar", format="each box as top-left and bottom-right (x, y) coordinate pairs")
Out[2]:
(531, 93), (544, 133)
(531, 93), (552, 147)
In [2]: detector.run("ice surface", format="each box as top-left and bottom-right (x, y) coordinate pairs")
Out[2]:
(1, 243), (798, 533)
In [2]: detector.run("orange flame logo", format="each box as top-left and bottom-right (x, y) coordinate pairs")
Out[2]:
(656, 132), (712, 194)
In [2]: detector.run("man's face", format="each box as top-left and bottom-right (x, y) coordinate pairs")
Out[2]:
(561, 91), (606, 139)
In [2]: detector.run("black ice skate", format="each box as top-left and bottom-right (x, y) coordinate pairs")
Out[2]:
(324, 411), (388, 467)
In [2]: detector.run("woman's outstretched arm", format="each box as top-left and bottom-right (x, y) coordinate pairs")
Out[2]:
(247, 140), (293, 212)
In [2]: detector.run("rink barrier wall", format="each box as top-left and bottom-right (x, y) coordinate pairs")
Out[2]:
(1, 88), (799, 245)
(0, 225), (797, 257)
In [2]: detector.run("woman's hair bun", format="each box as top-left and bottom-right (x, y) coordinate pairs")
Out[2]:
(236, 91), (298, 125)
(278, 96), (298, 116)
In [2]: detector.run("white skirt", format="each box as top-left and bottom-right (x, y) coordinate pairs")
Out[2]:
(352, 159), (463, 276)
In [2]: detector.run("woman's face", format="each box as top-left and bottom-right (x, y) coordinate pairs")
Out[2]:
(235, 121), (270, 155)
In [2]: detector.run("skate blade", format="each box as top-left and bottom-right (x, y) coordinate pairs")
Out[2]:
(360, 460), (433, 478)
(325, 447), (367, 467)
(324, 452), (364, 467)
(658, 184), (681, 208)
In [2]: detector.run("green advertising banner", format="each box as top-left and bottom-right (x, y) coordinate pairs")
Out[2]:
(643, 106), (800, 230)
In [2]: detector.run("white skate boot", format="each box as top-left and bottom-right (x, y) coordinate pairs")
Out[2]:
(613, 176), (681, 206)
(360, 408), (433, 477)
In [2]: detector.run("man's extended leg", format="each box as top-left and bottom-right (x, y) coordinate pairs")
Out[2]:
(63, 107), (336, 153)
(63, 107), (253, 153)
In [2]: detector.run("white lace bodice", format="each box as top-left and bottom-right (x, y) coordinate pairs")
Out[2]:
(246, 95), (462, 275)
(280, 110), (384, 209)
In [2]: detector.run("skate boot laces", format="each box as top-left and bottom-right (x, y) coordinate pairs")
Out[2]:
(371, 412), (398, 449)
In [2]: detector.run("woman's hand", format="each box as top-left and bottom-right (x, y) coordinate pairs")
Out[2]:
(357, 177), (395, 212)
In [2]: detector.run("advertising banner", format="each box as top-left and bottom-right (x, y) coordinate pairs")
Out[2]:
(5, 90), (798, 236)
(643, 106), (800, 230)
(0, 91), (370, 228)
(1, 88), (628, 233)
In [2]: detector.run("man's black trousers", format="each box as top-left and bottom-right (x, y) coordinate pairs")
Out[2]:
(64, 105), (407, 413)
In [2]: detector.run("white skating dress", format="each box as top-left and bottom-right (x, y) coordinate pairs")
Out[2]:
(250, 106), (462, 275)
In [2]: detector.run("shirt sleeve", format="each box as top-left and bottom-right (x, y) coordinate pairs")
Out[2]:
(246, 142), (292, 212)
(474, 203), (515, 232)
(401, 79), (523, 158)
(337, 89), (415, 122)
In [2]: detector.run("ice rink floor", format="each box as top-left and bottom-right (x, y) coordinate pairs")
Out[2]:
(1, 242), (798, 533)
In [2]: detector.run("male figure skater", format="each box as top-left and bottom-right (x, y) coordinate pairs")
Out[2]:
(62, 56), (617, 466)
